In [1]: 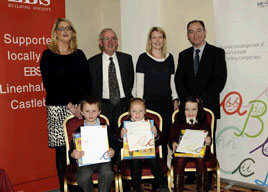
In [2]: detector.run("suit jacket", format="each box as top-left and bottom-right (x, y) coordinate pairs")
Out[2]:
(175, 43), (227, 119)
(88, 51), (134, 100)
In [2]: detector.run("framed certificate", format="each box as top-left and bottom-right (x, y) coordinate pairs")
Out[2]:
(122, 120), (155, 159)
(175, 129), (208, 158)
(74, 125), (110, 166)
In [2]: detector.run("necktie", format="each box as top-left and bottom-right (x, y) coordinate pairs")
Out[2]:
(193, 49), (200, 75)
(108, 57), (120, 105)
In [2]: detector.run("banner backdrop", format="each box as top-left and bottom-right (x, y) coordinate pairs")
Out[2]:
(213, 0), (268, 190)
(0, 0), (65, 191)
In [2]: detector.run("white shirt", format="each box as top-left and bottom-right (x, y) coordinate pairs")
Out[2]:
(193, 42), (206, 61)
(102, 52), (125, 99)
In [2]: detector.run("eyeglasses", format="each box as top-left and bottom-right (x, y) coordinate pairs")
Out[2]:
(101, 37), (118, 41)
(56, 26), (72, 31)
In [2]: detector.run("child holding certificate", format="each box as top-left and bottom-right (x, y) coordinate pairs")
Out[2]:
(118, 98), (169, 192)
(69, 97), (117, 192)
(169, 96), (211, 192)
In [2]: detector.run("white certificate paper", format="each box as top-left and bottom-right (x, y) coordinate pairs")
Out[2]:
(80, 125), (110, 166)
(125, 121), (154, 151)
(176, 129), (208, 155)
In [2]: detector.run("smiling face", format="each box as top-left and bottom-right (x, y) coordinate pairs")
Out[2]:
(55, 21), (73, 44)
(184, 101), (198, 119)
(150, 30), (165, 51)
(81, 103), (101, 125)
(99, 29), (118, 56)
(129, 102), (146, 121)
(187, 21), (207, 48)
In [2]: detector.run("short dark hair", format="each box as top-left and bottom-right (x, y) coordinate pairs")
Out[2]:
(80, 96), (101, 111)
(187, 20), (206, 30)
(178, 95), (205, 123)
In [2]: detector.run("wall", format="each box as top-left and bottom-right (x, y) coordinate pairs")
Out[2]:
(66, 0), (121, 58)
(65, 0), (214, 67)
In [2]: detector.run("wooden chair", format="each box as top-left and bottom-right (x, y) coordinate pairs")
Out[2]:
(63, 114), (119, 192)
(168, 108), (220, 192)
(117, 109), (171, 192)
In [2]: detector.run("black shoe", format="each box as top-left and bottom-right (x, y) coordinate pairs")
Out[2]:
(157, 185), (170, 192)
(134, 188), (144, 192)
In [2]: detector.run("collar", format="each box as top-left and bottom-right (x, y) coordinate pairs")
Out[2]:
(102, 52), (116, 60)
(194, 42), (206, 53)
(186, 117), (198, 125)
(146, 52), (169, 62)
(130, 118), (146, 122)
(83, 118), (101, 126)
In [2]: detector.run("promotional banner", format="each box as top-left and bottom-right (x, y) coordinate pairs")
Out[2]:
(0, 0), (65, 191)
(213, 0), (268, 191)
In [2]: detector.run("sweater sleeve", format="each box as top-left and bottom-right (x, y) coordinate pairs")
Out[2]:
(136, 73), (144, 98)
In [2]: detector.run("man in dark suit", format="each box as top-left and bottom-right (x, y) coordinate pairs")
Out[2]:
(175, 19), (227, 190)
(88, 28), (134, 134)
(175, 20), (227, 151)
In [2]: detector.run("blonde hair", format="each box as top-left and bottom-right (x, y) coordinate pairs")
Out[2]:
(146, 27), (167, 57)
(48, 18), (77, 54)
(128, 97), (146, 114)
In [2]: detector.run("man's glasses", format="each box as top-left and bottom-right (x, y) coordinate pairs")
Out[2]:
(101, 37), (117, 41)
(56, 26), (72, 31)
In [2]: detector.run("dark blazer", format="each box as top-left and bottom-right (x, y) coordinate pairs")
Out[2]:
(88, 51), (134, 100)
(175, 43), (227, 119)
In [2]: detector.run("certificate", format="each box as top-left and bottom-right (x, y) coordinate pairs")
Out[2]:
(78, 125), (110, 166)
(175, 129), (208, 158)
(122, 120), (155, 159)
(125, 120), (154, 151)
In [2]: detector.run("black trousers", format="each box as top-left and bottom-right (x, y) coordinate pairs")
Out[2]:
(101, 98), (129, 134)
(55, 146), (66, 192)
(129, 158), (166, 190)
(145, 99), (173, 162)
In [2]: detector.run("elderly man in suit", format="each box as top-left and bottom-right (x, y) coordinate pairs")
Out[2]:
(175, 20), (227, 153)
(88, 28), (134, 134)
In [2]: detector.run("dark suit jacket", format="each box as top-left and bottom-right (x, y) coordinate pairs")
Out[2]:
(88, 51), (134, 100)
(175, 43), (227, 119)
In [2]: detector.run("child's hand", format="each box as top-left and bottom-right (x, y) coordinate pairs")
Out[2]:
(71, 149), (84, 159)
(107, 148), (115, 158)
(205, 136), (211, 146)
(151, 126), (157, 137)
(121, 128), (127, 139)
(172, 142), (178, 153)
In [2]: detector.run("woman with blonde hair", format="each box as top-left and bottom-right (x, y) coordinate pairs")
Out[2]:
(136, 26), (178, 163)
(40, 18), (91, 192)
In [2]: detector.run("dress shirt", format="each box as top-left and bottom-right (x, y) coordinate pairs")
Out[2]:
(102, 52), (125, 99)
(193, 42), (206, 61)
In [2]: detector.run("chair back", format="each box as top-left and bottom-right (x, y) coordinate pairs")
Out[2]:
(171, 108), (215, 154)
(63, 114), (110, 165)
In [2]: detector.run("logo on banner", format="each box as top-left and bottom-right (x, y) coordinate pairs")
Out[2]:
(7, 0), (52, 12)
(8, 0), (50, 5)
(257, 0), (268, 7)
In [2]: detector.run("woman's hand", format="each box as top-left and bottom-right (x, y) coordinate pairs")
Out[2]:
(205, 136), (211, 146)
(172, 142), (178, 153)
(151, 126), (157, 137)
(67, 103), (82, 119)
(107, 148), (115, 158)
(120, 128), (127, 139)
(71, 149), (84, 159)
